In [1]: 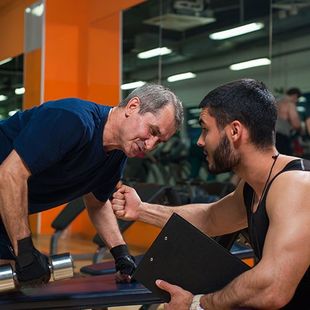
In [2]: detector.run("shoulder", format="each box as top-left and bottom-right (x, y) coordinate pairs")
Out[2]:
(267, 167), (309, 215)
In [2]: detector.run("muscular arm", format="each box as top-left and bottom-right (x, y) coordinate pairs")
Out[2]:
(113, 182), (248, 237)
(199, 171), (310, 309)
(0, 150), (31, 254)
(83, 193), (126, 249)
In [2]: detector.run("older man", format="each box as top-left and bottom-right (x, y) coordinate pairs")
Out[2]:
(0, 83), (183, 286)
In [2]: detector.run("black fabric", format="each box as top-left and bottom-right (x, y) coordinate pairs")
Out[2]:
(243, 158), (310, 309)
(110, 244), (137, 276)
(110, 244), (130, 260)
(15, 237), (51, 287)
(133, 213), (250, 302)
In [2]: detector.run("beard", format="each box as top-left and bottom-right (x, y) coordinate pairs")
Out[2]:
(207, 134), (240, 174)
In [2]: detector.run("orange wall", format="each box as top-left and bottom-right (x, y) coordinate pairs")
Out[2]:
(0, 0), (36, 60)
(23, 48), (42, 109)
(1, 0), (147, 241)
(40, 0), (144, 237)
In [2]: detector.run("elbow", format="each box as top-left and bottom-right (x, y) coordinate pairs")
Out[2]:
(263, 284), (295, 309)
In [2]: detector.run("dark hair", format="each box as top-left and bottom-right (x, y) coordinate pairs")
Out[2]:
(119, 83), (184, 130)
(286, 87), (301, 98)
(199, 78), (277, 148)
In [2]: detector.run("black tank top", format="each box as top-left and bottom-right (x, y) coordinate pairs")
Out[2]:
(243, 159), (310, 309)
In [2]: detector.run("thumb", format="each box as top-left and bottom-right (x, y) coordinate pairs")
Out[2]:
(156, 279), (177, 294)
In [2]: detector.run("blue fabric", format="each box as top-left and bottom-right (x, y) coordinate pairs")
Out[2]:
(0, 98), (127, 214)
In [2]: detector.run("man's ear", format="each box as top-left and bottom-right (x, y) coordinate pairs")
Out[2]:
(229, 121), (242, 141)
(125, 97), (140, 117)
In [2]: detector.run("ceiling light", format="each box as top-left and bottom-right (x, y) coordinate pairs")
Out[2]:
(32, 3), (44, 16)
(15, 87), (25, 95)
(229, 58), (271, 71)
(167, 72), (196, 82)
(0, 57), (12, 66)
(137, 47), (172, 59)
(121, 81), (146, 90)
(0, 95), (8, 101)
(8, 109), (20, 116)
(209, 22), (264, 40)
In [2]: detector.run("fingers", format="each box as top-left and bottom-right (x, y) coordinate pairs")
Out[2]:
(115, 271), (132, 283)
(156, 279), (177, 294)
(115, 210), (125, 217)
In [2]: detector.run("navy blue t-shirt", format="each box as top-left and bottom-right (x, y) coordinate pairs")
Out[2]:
(0, 98), (127, 214)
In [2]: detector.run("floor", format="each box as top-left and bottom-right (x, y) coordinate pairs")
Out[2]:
(32, 234), (164, 310)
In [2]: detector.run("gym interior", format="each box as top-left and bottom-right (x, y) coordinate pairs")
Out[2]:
(0, 0), (310, 309)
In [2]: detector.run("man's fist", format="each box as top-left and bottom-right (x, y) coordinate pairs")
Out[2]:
(111, 185), (142, 221)
(15, 237), (51, 287)
(110, 244), (137, 283)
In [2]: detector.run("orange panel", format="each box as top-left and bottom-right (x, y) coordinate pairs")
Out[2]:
(0, 0), (36, 60)
(23, 48), (42, 110)
(123, 222), (161, 252)
(41, 0), (144, 237)
(87, 17), (120, 105)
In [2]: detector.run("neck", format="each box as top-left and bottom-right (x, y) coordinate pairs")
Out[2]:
(103, 107), (121, 152)
(235, 147), (279, 196)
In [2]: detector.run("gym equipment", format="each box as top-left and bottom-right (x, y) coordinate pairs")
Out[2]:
(0, 252), (74, 292)
(0, 273), (163, 309)
(50, 198), (85, 256)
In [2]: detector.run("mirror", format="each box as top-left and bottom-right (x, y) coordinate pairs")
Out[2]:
(0, 54), (24, 120)
(121, 0), (310, 183)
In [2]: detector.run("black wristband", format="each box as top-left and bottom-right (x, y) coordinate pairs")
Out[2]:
(110, 244), (130, 260)
(17, 236), (34, 253)
(16, 236), (35, 268)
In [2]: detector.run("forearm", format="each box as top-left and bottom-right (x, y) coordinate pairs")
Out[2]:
(87, 199), (125, 249)
(138, 202), (216, 235)
(0, 172), (30, 254)
(199, 267), (282, 310)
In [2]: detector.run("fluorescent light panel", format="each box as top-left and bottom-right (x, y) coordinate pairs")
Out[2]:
(121, 81), (146, 90)
(0, 95), (8, 101)
(167, 72), (196, 82)
(138, 47), (172, 59)
(15, 87), (25, 95)
(8, 109), (20, 116)
(229, 58), (271, 71)
(0, 57), (12, 66)
(210, 22), (264, 40)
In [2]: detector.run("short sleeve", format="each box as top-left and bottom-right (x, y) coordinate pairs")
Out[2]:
(92, 156), (127, 202)
(14, 107), (89, 175)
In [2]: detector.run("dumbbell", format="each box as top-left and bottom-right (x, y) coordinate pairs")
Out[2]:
(0, 252), (74, 292)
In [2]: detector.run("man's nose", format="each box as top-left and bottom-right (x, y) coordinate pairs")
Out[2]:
(145, 136), (159, 151)
(197, 134), (204, 147)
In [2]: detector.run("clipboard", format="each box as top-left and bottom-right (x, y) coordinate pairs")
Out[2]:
(133, 213), (250, 301)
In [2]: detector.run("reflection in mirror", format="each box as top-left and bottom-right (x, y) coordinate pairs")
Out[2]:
(121, 0), (310, 183)
(0, 54), (23, 120)
(271, 1), (310, 159)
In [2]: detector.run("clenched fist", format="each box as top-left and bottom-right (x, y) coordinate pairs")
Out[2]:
(111, 185), (142, 221)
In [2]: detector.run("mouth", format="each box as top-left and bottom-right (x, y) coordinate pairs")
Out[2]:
(135, 141), (145, 154)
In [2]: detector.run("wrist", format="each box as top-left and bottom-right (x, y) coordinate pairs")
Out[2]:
(110, 244), (129, 260)
(190, 294), (205, 310)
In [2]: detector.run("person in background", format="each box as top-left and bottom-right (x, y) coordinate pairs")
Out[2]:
(0, 83), (183, 286)
(275, 87), (302, 155)
(112, 79), (310, 309)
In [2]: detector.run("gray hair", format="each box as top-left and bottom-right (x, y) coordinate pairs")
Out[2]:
(119, 83), (184, 130)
